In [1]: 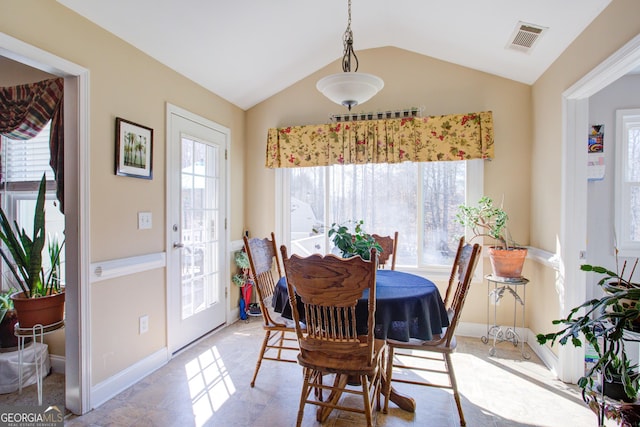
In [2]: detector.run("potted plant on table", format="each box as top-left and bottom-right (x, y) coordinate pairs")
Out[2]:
(456, 196), (527, 278)
(0, 174), (65, 329)
(328, 220), (382, 261)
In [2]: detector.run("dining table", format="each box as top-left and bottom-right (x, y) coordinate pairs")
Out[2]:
(272, 268), (450, 412)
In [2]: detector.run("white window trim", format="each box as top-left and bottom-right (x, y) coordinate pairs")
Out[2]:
(276, 159), (484, 278)
(615, 108), (640, 257)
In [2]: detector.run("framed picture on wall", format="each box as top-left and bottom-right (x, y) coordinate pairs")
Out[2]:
(115, 117), (153, 179)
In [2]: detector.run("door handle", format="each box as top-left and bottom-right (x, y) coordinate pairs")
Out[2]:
(173, 242), (184, 249)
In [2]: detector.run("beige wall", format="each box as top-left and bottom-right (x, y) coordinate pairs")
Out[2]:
(246, 46), (532, 325)
(0, 56), (55, 84)
(531, 0), (640, 252)
(530, 0), (640, 350)
(1, 1), (245, 384)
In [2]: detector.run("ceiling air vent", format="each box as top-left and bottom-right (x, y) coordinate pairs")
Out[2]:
(507, 22), (547, 53)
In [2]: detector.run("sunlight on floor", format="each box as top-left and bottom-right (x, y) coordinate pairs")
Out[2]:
(392, 348), (597, 426)
(185, 345), (236, 427)
(455, 352), (592, 424)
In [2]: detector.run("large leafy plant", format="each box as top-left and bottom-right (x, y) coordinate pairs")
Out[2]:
(456, 196), (514, 249)
(328, 220), (382, 261)
(536, 263), (640, 402)
(0, 174), (63, 298)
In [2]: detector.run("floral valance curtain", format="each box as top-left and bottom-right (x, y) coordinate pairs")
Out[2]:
(0, 78), (65, 211)
(266, 111), (494, 168)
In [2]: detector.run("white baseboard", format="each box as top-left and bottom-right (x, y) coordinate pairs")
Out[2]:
(90, 348), (168, 410)
(49, 354), (65, 374)
(529, 331), (559, 376)
(456, 321), (487, 338)
(457, 322), (561, 378)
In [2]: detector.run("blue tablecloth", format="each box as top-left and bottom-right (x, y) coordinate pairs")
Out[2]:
(272, 269), (449, 342)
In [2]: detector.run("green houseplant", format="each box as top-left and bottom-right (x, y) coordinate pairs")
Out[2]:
(456, 196), (527, 278)
(328, 220), (382, 261)
(0, 289), (19, 349)
(0, 174), (65, 328)
(537, 263), (640, 422)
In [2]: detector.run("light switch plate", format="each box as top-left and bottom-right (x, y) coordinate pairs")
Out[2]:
(138, 212), (152, 230)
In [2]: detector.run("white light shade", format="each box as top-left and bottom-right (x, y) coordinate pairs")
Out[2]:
(316, 72), (384, 109)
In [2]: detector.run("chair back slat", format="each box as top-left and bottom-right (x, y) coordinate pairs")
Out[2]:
(443, 237), (466, 308)
(281, 246), (378, 363)
(444, 243), (481, 346)
(244, 232), (283, 327)
(372, 232), (398, 270)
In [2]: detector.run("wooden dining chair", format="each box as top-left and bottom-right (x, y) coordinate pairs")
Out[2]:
(383, 243), (481, 426)
(443, 237), (467, 309)
(244, 233), (299, 388)
(280, 246), (387, 427)
(372, 231), (398, 270)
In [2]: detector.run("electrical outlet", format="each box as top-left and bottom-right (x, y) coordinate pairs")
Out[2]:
(139, 315), (149, 334)
(138, 212), (152, 230)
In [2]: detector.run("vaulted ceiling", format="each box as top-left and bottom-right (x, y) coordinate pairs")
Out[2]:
(57, 0), (611, 110)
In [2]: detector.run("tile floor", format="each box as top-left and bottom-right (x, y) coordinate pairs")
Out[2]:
(2, 318), (607, 426)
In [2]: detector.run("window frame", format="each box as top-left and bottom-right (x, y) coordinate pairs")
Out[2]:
(276, 159), (484, 278)
(615, 108), (640, 257)
(0, 121), (65, 291)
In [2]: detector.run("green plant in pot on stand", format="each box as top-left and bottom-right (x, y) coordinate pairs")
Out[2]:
(0, 174), (65, 329)
(537, 263), (640, 426)
(456, 196), (527, 278)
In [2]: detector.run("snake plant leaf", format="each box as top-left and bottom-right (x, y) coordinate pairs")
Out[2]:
(0, 174), (48, 298)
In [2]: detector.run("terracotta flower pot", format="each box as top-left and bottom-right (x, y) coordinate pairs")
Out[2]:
(488, 247), (528, 279)
(10, 290), (65, 329)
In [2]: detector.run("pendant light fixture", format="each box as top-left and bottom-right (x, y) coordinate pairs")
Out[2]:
(316, 0), (384, 110)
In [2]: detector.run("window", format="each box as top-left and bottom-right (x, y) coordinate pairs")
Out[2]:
(277, 159), (483, 272)
(2, 121), (55, 184)
(615, 109), (640, 256)
(0, 121), (65, 289)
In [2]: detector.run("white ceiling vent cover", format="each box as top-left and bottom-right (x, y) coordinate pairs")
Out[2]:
(507, 22), (547, 53)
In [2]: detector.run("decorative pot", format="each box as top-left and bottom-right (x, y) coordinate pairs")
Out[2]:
(10, 290), (65, 329)
(600, 375), (637, 403)
(488, 247), (527, 279)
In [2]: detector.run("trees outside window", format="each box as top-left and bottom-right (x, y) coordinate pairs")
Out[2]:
(281, 159), (482, 270)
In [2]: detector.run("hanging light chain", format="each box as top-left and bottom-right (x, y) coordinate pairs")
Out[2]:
(341, 0), (359, 73)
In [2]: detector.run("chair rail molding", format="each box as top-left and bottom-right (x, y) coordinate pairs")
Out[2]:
(90, 252), (166, 283)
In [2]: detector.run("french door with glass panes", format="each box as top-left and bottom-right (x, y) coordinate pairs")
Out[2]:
(167, 106), (228, 353)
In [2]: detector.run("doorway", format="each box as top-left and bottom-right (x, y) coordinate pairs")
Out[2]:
(560, 34), (640, 383)
(166, 105), (229, 354)
(0, 33), (90, 414)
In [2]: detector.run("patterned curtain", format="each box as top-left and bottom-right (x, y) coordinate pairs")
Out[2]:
(0, 78), (65, 212)
(266, 111), (494, 168)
